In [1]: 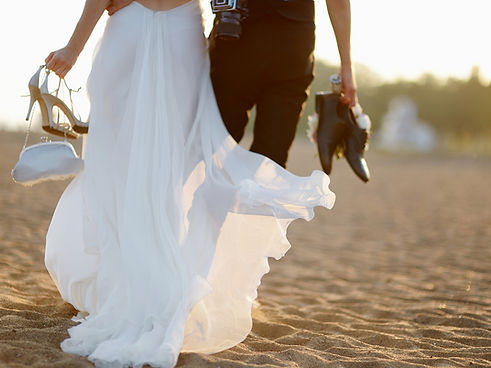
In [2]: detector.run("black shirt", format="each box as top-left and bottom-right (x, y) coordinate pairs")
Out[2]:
(248, 0), (315, 22)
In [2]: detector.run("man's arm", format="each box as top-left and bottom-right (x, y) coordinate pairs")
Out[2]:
(46, 0), (110, 77)
(325, 0), (357, 107)
(106, 0), (134, 16)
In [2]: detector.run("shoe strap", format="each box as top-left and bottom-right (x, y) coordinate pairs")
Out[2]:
(44, 70), (84, 129)
(62, 78), (82, 121)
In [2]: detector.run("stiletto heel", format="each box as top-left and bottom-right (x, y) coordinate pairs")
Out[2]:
(25, 65), (44, 121)
(13, 66), (84, 185)
(40, 72), (79, 139)
(26, 94), (35, 121)
(25, 66), (79, 139)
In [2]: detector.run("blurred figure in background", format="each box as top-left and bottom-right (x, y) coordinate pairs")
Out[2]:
(376, 96), (437, 152)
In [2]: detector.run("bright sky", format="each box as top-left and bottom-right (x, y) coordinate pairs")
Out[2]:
(0, 0), (490, 129)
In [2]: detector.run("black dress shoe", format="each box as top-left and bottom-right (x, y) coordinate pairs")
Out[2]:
(339, 105), (371, 183)
(315, 91), (371, 182)
(315, 92), (349, 175)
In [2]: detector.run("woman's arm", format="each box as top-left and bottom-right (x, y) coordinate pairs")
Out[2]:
(325, 0), (357, 107)
(46, 0), (110, 78)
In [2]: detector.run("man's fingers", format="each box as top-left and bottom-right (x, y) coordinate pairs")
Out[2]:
(345, 97), (356, 108)
(341, 84), (357, 107)
(339, 92), (357, 108)
(339, 94), (352, 106)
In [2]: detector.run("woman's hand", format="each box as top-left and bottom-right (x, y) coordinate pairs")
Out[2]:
(106, 0), (133, 16)
(44, 0), (109, 78)
(45, 47), (79, 79)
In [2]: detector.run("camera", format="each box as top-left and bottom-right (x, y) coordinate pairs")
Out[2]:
(211, 0), (249, 40)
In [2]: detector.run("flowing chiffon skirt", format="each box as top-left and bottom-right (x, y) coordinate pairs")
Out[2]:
(45, 1), (335, 367)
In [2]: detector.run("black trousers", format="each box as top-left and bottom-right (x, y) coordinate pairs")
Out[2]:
(209, 14), (315, 168)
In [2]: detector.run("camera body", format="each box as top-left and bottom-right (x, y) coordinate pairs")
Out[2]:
(211, 0), (249, 40)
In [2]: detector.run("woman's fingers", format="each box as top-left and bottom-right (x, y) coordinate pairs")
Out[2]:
(106, 5), (116, 15)
(59, 66), (71, 79)
(106, 0), (134, 16)
(55, 67), (66, 79)
(46, 50), (61, 71)
(54, 65), (70, 78)
(46, 58), (58, 73)
(46, 60), (64, 78)
(45, 51), (55, 65)
(45, 49), (76, 77)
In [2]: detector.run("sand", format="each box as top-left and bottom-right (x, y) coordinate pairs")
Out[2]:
(0, 130), (490, 367)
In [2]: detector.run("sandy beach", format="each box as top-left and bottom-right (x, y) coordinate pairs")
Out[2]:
(0, 130), (490, 367)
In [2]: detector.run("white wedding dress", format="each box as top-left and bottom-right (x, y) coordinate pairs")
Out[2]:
(45, 1), (335, 367)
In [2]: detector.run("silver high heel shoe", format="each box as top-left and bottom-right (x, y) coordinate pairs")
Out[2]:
(26, 66), (79, 139)
(40, 71), (89, 136)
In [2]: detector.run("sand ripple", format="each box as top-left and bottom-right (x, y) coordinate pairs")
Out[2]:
(1, 131), (490, 367)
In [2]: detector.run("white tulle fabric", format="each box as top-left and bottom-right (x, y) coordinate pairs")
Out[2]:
(45, 1), (335, 367)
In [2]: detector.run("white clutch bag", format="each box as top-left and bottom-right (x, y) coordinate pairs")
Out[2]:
(12, 65), (85, 186)
(12, 140), (84, 186)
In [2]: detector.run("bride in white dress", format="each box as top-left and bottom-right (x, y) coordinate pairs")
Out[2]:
(44, 0), (335, 366)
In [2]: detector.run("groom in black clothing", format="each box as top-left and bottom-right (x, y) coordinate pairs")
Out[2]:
(107, 0), (358, 168)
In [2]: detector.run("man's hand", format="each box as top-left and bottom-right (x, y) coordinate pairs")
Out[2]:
(326, 0), (358, 107)
(339, 66), (357, 107)
(106, 0), (133, 16)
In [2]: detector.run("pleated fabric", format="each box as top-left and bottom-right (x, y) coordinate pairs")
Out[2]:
(45, 1), (335, 367)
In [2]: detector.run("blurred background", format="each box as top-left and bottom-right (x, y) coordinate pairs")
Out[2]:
(0, 0), (490, 153)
